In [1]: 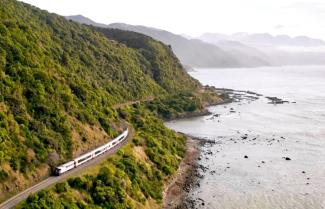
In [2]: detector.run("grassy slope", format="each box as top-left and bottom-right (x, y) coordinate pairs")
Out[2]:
(0, 0), (221, 208)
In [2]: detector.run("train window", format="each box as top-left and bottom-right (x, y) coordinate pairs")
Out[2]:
(78, 155), (91, 163)
(112, 142), (116, 145)
(95, 150), (101, 155)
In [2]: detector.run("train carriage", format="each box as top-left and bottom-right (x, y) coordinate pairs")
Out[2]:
(55, 128), (128, 176)
(55, 161), (75, 175)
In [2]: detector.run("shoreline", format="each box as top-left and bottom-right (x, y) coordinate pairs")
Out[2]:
(162, 89), (234, 208)
(162, 88), (293, 208)
(162, 135), (217, 209)
(162, 90), (233, 208)
(162, 136), (201, 209)
(164, 99), (233, 122)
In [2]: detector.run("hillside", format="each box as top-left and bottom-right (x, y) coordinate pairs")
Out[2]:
(107, 23), (272, 68)
(89, 27), (200, 92)
(0, 0), (221, 207)
(66, 15), (270, 68)
(108, 23), (243, 68)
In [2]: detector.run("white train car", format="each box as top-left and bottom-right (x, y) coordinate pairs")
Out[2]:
(54, 161), (75, 175)
(55, 128), (128, 175)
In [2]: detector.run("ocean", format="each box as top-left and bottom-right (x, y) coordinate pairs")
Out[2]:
(166, 66), (325, 209)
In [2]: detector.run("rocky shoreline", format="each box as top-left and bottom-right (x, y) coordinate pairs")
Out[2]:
(162, 88), (290, 208)
(162, 89), (233, 209)
(162, 135), (217, 209)
(163, 88), (298, 209)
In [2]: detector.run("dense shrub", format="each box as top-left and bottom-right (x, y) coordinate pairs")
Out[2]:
(19, 106), (187, 208)
(0, 0), (220, 208)
(0, 0), (199, 181)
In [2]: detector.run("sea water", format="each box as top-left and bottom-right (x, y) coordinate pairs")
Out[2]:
(166, 66), (325, 209)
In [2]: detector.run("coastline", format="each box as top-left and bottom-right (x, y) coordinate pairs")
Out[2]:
(162, 136), (201, 209)
(162, 135), (218, 209)
(164, 93), (233, 122)
(163, 93), (231, 208)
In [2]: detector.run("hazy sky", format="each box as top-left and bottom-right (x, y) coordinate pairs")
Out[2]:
(20, 0), (325, 39)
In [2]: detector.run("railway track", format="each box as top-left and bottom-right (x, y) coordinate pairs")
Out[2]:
(0, 126), (133, 209)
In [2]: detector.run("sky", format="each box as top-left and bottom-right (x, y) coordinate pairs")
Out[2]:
(20, 0), (325, 39)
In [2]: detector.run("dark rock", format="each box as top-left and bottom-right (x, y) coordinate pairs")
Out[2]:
(283, 157), (291, 161)
(244, 155), (248, 159)
(199, 165), (208, 172)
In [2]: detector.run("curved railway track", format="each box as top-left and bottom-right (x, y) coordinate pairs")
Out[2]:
(0, 126), (134, 209)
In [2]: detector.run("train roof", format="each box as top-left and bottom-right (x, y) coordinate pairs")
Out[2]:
(57, 160), (74, 169)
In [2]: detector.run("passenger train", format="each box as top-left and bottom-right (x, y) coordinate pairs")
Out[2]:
(55, 128), (129, 175)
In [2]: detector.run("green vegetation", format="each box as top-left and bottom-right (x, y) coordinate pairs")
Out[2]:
(0, 0), (222, 208)
(18, 105), (186, 209)
(146, 92), (202, 119)
(92, 27), (200, 93)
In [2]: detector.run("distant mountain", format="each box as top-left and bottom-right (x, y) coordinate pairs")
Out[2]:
(109, 23), (271, 68)
(180, 33), (193, 39)
(66, 15), (107, 28)
(216, 40), (270, 67)
(199, 32), (325, 47)
(199, 32), (325, 66)
(67, 15), (325, 68)
(108, 23), (247, 68)
(66, 15), (269, 68)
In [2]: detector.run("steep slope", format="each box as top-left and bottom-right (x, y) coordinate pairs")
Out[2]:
(89, 27), (200, 92)
(0, 0), (213, 206)
(97, 22), (242, 68)
(108, 23), (267, 68)
(66, 16), (269, 68)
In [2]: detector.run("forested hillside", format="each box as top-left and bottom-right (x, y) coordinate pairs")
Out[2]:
(91, 27), (200, 92)
(0, 0), (222, 207)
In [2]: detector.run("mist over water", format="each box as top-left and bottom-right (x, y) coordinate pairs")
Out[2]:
(166, 66), (325, 209)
